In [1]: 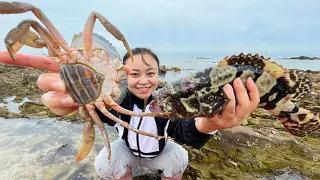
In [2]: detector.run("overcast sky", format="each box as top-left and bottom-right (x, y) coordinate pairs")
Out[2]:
(0, 0), (319, 58)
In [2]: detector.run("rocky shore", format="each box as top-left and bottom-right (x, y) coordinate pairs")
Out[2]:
(0, 63), (319, 179)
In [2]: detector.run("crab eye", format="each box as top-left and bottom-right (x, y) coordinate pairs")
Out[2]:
(95, 74), (105, 84)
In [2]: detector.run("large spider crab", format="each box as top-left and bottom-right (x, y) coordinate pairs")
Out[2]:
(0, 1), (169, 162)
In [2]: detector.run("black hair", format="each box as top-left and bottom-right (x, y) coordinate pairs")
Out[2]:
(123, 47), (160, 67)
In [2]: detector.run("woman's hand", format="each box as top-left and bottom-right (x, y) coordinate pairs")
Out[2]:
(0, 51), (78, 115)
(195, 77), (260, 133)
(38, 73), (79, 115)
(0, 51), (58, 72)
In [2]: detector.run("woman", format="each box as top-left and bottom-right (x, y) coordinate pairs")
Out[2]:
(0, 49), (260, 180)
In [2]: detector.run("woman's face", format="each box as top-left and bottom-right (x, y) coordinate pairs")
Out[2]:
(124, 53), (159, 101)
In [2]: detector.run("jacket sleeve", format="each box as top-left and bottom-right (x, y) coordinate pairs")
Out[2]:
(166, 118), (213, 149)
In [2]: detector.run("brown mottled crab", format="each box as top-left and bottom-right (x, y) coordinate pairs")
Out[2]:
(0, 2), (170, 162)
(150, 53), (320, 138)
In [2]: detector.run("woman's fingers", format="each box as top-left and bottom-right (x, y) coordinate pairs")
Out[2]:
(233, 79), (251, 121)
(41, 91), (78, 115)
(220, 83), (236, 121)
(39, 78), (78, 115)
(41, 91), (77, 108)
(0, 51), (58, 72)
(50, 107), (79, 115)
(233, 78), (250, 113)
(37, 73), (66, 92)
(246, 77), (260, 110)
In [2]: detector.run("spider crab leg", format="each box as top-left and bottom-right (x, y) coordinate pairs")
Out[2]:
(3, 20), (50, 60)
(83, 11), (134, 62)
(0, 2), (68, 49)
(95, 100), (170, 136)
(103, 96), (171, 117)
(78, 97), (172, 161)
(0, 2), (87, 63)
(76, 106), (95, 162)
(82, 104), (113, 161)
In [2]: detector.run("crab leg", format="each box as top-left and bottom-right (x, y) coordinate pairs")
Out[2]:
(83, 11), (134, 62)
(103, 96), (171, 117)
(95, 101), (170, 140)
(0, 2), (69, 50)
(76, 122), (95, 162)
(3, 20), (69, 63)
(86, 104), (112, 160)
(0, 2), (85, 63)
(76, 106), (96, 162)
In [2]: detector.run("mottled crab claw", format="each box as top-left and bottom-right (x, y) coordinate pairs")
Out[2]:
(149, 100), (162, 113)
(149, 99), (172, 119)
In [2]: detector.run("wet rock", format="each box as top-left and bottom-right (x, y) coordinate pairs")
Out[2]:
(261, 168), (308, 180)
(13, 96), (24, 103)
(183, 126), (320, 179)
(167, 67), (182, 72)
(159, 65), (167, 75)
(0, 64), (46, 102)
(0, 106), (22, 118)
(250, 109), (277, 119)
(158, 80), (167, 88)
(159, 65), (182, 74)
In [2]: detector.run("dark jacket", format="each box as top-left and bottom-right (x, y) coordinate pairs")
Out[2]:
(97, 91), (213, 158)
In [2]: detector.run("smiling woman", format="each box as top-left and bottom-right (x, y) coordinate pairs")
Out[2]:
(3, 1), (318, 180)
(124, 50), (160, 102)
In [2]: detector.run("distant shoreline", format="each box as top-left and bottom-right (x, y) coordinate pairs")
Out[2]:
(191, 56), (320, 60)
(281, 56), (320, 60)
(191, 57), (215, 59)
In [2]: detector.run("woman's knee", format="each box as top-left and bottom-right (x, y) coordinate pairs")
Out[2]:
(94, 139), (133, 179)
(166, 141), (188, 164)
(155, 141), (188, 177)
(95, 147), (114, 178)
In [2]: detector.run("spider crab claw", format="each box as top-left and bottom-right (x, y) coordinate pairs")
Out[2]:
(76, 122), (95, 162)
(0, 2), (36, 14)
(0, 2), (62, 60)
(4, 21), (47, 60)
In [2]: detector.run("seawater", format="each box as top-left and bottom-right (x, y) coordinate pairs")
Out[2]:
(159, 58), (320, 82)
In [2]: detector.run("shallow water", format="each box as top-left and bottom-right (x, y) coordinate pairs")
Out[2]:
(0, 96), (34, 113)
(0, 117), (310, 180)
(0, 117), (118, 180)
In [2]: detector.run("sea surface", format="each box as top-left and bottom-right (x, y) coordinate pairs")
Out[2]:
(0, 58), (318, 179)
(159, 58), (320, 82)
